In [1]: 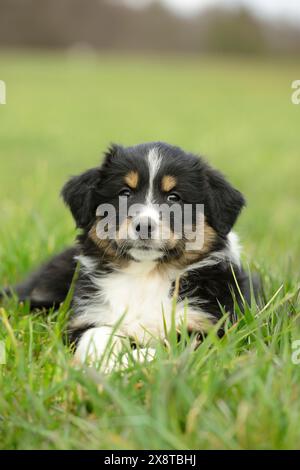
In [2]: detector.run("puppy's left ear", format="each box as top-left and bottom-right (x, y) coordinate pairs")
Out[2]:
(61, 167), (102, 229)
(205, 167), (246, 237)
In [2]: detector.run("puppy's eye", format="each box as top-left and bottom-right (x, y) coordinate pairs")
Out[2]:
(119, 188), (132, 198)
(167, 193), (181, 203)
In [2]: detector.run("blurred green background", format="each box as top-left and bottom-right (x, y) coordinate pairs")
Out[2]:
(0, 53), (299, 286)
(1, 1), (300, 451)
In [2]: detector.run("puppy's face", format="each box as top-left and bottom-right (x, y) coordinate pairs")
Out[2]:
(62, 143), (245, 266)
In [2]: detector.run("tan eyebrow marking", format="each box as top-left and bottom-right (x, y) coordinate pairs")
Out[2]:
(124, 171), (139, 189)
(161, 175), (177, 192)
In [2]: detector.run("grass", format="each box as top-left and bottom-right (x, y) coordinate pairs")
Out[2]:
(0, 52), (300, 450)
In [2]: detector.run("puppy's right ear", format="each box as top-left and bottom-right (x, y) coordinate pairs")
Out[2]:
(61, 168), (102, 229)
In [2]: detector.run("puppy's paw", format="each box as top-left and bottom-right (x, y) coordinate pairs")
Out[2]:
(115, 347), (156, 371)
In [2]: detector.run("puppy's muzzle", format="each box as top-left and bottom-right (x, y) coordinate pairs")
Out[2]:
(132, 214), (158, 240)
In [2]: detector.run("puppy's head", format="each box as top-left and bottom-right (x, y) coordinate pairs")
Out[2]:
(62, 143), (245, 266)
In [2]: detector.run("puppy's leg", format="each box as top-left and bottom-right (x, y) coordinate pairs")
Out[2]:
(74, 327), (123, 372)
(2, 247), (78, 310)
(75, 328), (156, 372)
(119, 348), (156, 369)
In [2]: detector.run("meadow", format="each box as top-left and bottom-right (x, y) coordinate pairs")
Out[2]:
(0, 52), (300, 449)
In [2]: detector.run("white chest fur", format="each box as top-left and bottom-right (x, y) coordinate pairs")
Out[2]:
(73, 232), (240, 365)
(84, 260), (177, 340)
(75, 257), (211, 345)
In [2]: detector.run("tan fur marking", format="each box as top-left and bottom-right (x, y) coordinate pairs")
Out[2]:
(161, 221), (217, 270)
(183, 222), (217, 263)
(161, 175), (177, 192)
(89, 224), (116, 258)
(124, 171), (139, 189)
(89, 220), (131, 267)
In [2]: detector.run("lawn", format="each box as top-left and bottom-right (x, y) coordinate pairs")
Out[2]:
(0, 52), (300, 450)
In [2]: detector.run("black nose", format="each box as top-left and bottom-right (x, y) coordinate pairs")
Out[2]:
(134, 217), (157, 239)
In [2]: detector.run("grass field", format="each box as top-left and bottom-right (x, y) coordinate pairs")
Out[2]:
(0, 52), (300, 450)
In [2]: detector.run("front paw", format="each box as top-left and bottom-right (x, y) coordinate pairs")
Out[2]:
(121, 347), (156, 368)
(100, 347), (156, 373)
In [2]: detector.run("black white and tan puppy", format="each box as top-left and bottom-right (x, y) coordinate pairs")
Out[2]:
(3, 142), (260, 369)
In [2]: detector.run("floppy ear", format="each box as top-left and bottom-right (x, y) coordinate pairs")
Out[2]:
(205, 167), (246, 237)
(103, 143), (123, 163)
(61, 168), (102, 228)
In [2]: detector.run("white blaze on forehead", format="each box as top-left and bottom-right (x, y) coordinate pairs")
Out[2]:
(146, 148), (162, 205)
(137, 205), (160, 224)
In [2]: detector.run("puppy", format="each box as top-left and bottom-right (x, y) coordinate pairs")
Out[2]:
(3, 142), (260, 369)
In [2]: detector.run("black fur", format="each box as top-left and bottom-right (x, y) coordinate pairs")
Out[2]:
(4, 248), (79, 310)
(1, 142), (260, 350)
(205, 167), (245, 237)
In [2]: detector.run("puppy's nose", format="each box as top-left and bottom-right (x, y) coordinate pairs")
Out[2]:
(133, 216), (157, 239)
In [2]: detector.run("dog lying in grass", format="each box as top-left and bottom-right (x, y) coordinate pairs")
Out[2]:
(2, 142), (260, 371)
